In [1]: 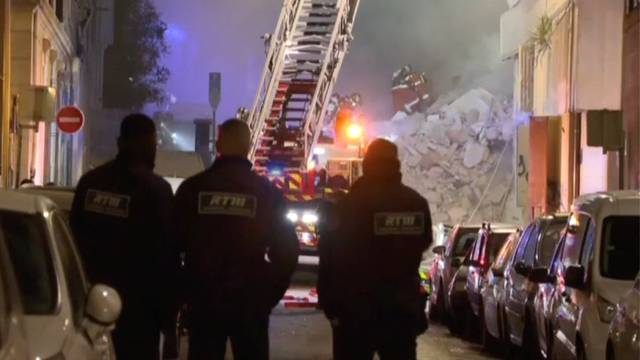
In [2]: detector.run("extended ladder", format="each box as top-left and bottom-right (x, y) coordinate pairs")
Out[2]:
(247, 0), (360, 177)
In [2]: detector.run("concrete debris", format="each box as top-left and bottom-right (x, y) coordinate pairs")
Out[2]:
(376, 88), (520, 225)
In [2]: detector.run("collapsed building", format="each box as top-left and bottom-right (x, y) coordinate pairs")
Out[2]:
(374, 88), (524, 225)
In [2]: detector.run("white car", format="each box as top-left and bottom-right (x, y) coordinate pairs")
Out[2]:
(0, 234), (30, 359)
(607, 274), (640, 360)
(551, 191), (640, 360)
(0, 191), (122, 360)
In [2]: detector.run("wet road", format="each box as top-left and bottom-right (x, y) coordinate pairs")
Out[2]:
(176, 268), (498, 359)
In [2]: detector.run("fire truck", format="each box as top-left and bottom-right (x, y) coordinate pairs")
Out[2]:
(245, 0), (362, 259)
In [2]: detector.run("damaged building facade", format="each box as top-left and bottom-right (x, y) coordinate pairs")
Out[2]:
(376, 88), (522, 225)
(500, 0), (639, 217)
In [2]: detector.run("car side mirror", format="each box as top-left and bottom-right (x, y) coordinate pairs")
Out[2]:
(86, 284), (122, 326)
(451, 258), (462, 267)
(432, 245), (445, 255)
(528, 267), (552, 283)
(564, 265), (586, 289)
(514, 261), (531, 276)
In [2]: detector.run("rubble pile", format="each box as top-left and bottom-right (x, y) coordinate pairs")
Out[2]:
(378, 88), (519, 225)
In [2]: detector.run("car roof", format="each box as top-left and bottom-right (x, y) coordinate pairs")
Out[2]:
(17, 187), (74, 211)
(456, 223), (517, 230)
(573, 191), (640, 218)
(0, 191), (55, 214)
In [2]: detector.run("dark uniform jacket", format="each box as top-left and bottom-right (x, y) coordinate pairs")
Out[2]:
(318, 158), (432, 327)
(173, 157), (298, 319)
(70, 155), (175, 331)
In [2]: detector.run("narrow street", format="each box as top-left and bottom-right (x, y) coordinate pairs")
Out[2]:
(177, 269), (498, 360)
(267, 310), (497, 360)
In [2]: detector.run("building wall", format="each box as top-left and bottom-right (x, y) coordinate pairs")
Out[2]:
(7, 0), (108, 186)
(574, 0), (625, 112)
(623, 5), (639, 189)
(504, 0), (632, 213)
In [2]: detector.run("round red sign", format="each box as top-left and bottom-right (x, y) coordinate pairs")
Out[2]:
(56, 106), (85, 134)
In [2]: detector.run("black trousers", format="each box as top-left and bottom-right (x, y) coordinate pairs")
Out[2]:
(188, 314), (270, 360)
(332, 316), (418, 360)
(112, 325), (161, 360)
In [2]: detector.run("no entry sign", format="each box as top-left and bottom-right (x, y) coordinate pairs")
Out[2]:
(56, 106), (85, 134)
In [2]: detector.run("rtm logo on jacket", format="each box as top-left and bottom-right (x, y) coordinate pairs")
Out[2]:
(84, 190), (131, 218)
(374, 212), (425, 236)
(198, 192), (257, 218)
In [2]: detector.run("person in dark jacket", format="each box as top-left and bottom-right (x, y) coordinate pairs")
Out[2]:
(174, 119), (299, 360)
(70, 113), (176, 359)
(318, 138), (432, 360)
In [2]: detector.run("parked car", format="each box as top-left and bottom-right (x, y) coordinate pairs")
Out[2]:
(446, 250), (472, 335)
(0, 230), (30, 360)
(0, 191), (122, 360)
(503, 213), (568, 357)
(532, 228), (568, 360)
(466, 223), (519, 333)
(19, 186), (74, 217)
(607, 274), (640, 360)
(550, 191), (640, 360)
(430, 224), (483, 320)
(480, 229), (521, 352)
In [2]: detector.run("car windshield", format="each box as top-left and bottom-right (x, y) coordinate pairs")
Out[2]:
(452, 228), (479, 257)
(537, 219), (567, 267)
(600, 216), (640, 280)
(0, 211), (58, 314)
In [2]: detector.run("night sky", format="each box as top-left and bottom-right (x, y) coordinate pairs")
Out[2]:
(153, 0), (512, 122)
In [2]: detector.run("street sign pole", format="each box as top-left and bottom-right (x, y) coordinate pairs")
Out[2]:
(209, 72), (221, 159)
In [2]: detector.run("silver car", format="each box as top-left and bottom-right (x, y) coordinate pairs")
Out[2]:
(480, 230), (521, 352)
(0, 231), (30, 360)
(607, 274), (640, 360)
(0, 191), (121, 360)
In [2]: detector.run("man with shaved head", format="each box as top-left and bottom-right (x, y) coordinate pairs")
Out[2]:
(174, 119), (298, 360)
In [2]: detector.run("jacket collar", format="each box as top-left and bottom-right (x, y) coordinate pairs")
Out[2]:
(211, 156), (253, 171)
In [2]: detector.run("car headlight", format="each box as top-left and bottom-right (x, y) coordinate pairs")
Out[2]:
(302, 212), (319, 224)
(286, 211), (299, 223)
(597, 295), (616, 323)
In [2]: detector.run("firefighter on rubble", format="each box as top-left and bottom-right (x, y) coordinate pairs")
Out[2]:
(318, 138), (433, 360)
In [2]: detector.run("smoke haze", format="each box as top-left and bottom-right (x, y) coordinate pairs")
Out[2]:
(153, 0), (512, 121)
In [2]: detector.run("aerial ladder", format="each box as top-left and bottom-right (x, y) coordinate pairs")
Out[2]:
(247, 0), (361, 193)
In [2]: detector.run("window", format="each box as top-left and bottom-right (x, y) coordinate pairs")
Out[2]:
(471, 233), (485, 262)
(452, 230), (478, 257)
(513, 224), (534, 263)
(537, 219), (567, 268)
(52, 212), (88, 326)
(600, 216), (640, 280)
(485, 232), (511, 264)
(492, 233), (518, 272)
(523, 225), (541, 266)
(549, 235), (566, 276)
(562, 213), (590, 268)
(0, 211), (58, 315)
(448, 228), (479, 257)
(580, 221), (595, 268)
(55, 0), (64, 22)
